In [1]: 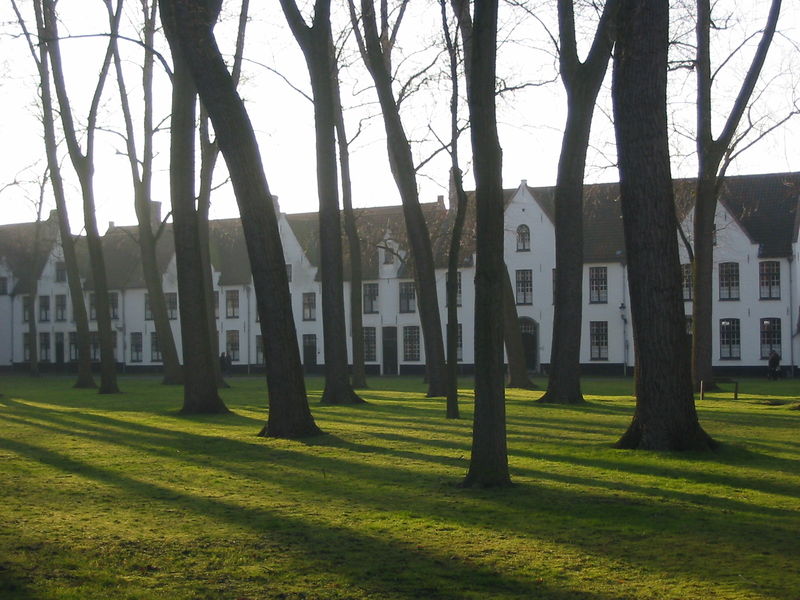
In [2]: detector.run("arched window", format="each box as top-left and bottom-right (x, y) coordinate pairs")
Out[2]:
(516, 224), (530, 251)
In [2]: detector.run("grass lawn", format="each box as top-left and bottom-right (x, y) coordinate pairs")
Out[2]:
(0, 374), (798, 600)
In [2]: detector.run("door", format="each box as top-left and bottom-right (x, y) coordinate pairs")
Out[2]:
(302, 334), (317, 368)
(519, 317), (538, 371)
(382, 326), (397, 375)
(55, 332), (65, 366)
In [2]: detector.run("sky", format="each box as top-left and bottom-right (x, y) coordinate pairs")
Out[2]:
(0, 1), (798, 233)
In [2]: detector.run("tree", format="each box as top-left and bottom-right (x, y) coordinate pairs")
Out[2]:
(612, 0), (715, 451)
(690, 0), (782, 391)
(349, 0), (448, 398)
(43, 0), (120, 394)
(160, 0), (228, 414)
(108, 0), (183, 385)
(160, 0), (320, 437)
(13, 0), (95, 387)
(460, 0), (511, 487)
(280, 0), (363, 405)
(538, 0), (618, 405)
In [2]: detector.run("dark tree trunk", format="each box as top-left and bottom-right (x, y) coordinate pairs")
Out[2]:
(25, 0), (95, 388)
(612, 0), (715, 451)
(280, 0), (363, 405)
(44, 0), (119, 394)
(445, 168), (467, 419)
(354, 0), (448, 398)
(110, 1), (183, 385)
(333, 64), (367, 390)
(690, 0), (781, 392)
(26, 221), (41, 377)
(162, 0), (320, 437)
(164, 29), (228, 415)
(461, 0), (511, 488)
(502, 268), (535, 389)
(539, 0), (617, 405)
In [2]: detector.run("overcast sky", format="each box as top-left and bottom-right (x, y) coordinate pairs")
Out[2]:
(1, 1), (798, 232)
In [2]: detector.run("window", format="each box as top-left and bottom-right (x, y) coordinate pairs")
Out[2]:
(457, 323), (463, 362)
(403, 326), (420, 361)
(516, 224), (530, 251)
(55, 261), (66, 282)
(719, 319), (740, 359)
(214, 291), (219, 319)
(589, 267), (608, 304)
(151, 332), (161, 362)
(256, 335), (264, 365)
(39, 295), (50, 322)
(39, 332), (50, 362)
(302, 292), (316, 321)
(760, 318), (781, 359)
(399, 282), (416, 313)
(718, 262), (739, 300)
(286, 264), (292, 283)
(226, 330), (240, 362)
(363, 283), (379, 314)
(364, 327), (377, 362)
(69, 332), (78, 361)
(144, 294), (153, 320)
(90, 332), (100, 361)
(130, 332), (143, 362)
(166, 292), (178, 320)
(89, 293), (97, 320)
(226, 290), (239, 318)
(22, 296), (31, 322)
(23, 333), (31, 361)
(109, 292), (119, 320)
(590, 321), (608, 360)
(383, 245), (394, 264)
(0, 276), (7, 295)
(681, 264), (693, 301)
(516, 270), (533, 305)
(759, 261), (780, 300)
(447, 271), (462, 307)
(55, 294), (66, 321)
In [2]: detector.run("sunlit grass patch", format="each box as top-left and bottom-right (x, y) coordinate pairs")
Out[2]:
(0, 374), (798, 599)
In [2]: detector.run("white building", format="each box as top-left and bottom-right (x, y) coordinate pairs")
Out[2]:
(0, 172), (798, 377)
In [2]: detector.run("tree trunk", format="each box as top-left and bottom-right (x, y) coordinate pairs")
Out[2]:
(162, 0), (320, 437)
(355, 0), (448, 398)
(461, 0), (511, 487)
(24, 0), (95, 388)
(166, 38), (228, 415)
(445, 168), (467, 419)
(280, 0), (363, 405)
(612, 0), (715, 451)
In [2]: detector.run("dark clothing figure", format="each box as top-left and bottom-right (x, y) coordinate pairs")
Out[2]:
(768, 350), (781, 380)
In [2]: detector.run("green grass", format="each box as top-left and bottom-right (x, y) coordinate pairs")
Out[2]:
(0, 374), (798, 600)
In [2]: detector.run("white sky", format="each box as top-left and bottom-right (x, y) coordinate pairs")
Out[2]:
(0, 1), (798, 232)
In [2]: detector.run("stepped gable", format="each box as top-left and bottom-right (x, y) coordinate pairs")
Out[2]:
(0, 214), (59, 294)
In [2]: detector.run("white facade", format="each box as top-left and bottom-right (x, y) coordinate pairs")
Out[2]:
(1, 175), (798, 376)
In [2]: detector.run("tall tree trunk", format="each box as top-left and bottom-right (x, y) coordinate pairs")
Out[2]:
(26, 0), (94, 387)
(26, 214), (43, 378)
(612, 0), (715, 451)
(162, 0), (320, 437)
(280, 0), (363, 405)
(352, 0), (448, 398)
(44, 0), (120, 394)
(691, 0), (781, 391)
(333, 61), (367, 390)
(461, 0), (510, 488)
(110, 0), (183, 385)
(165, 29), (228, 415)
(539, 0), (617, 405)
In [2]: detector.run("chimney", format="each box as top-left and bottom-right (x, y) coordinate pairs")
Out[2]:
(271, 194), (281, 216)
(108, 221), (115, 231)
(48, 209), (59, 222)
(437, 194), (445, 209)
(521, 179), (528, 187)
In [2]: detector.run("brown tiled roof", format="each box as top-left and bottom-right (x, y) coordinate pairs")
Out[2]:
(0, 214), (59, 294)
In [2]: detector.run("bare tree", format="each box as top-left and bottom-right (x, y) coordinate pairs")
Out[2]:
(12, 0), (96, 388)
(459, 0), (511, 487)
(160, 0), (320, 436)
(538, 0), (618, 405)
(43, 0), (121, 394)
(349, 0), (448, 397)
(612, 0), (715, 451)
(690, 0), (782, 391)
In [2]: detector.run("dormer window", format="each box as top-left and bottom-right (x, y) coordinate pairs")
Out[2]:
(516, 225), (530, 251)
(383, 246), (394, 264)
